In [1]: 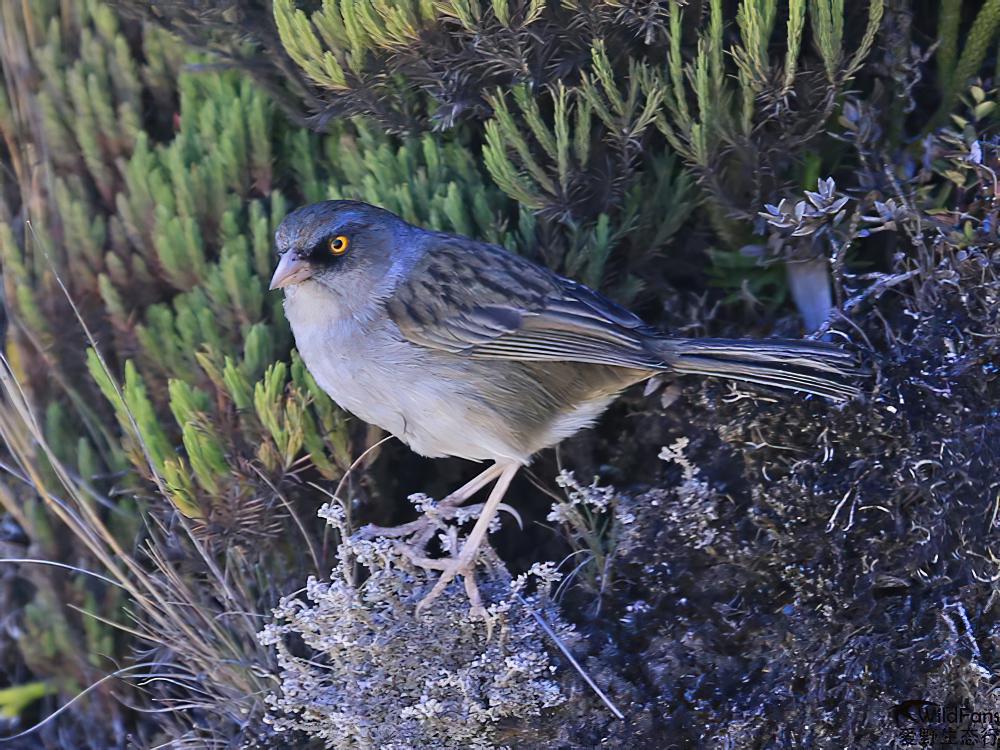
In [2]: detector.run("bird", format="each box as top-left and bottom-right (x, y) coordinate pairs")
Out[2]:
(270, 200), (860, 617)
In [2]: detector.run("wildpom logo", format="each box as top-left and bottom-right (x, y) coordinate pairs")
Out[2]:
(891, 700), (942, 726)
(889, 700), (1000, 747)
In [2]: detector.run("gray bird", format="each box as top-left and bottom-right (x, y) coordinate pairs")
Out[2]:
(271, 200), (859, 615)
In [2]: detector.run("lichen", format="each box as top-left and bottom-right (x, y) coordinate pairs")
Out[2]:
(258, 503), (572, 749)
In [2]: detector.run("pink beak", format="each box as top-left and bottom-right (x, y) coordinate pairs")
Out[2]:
(269, 253), (314, 290)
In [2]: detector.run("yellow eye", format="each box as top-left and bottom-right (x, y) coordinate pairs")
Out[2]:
(329, 235), (349, 255)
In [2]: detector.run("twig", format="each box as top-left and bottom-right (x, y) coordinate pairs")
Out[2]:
(0, 662), (163, 744)
(514, 593), (625, 720)
(813, 269), (920, 339)
(0, 558), (127, 590)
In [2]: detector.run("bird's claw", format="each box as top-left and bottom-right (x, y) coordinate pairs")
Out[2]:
(414, 554), (495, 636)
(355, 462), (518, 634)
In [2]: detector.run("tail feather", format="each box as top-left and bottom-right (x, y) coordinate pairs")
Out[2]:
(656, 338), (861, 400)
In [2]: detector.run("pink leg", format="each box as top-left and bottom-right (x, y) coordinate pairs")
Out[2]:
(415, 461), (520, 617)
(439, 462), (506, 507)
(360, 462), (505, 539)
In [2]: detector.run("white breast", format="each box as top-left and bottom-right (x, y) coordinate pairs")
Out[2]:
(282, 282), (531, 464)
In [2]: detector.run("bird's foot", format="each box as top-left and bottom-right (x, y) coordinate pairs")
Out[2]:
(358, 499), (519, 550)
(412, 547), (496, 636)
(416, 552), (478, 613)
(357, 461), (512, 549)
(377, 512), (496, 624)
(355, 461), (520, 630)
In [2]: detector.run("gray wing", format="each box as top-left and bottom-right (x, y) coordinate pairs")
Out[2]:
(385, 237), (662, 370)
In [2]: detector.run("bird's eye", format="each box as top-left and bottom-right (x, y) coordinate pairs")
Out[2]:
(328, 235), (349, 255)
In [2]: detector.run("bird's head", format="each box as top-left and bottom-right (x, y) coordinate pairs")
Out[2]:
(270, 200), (414, 295)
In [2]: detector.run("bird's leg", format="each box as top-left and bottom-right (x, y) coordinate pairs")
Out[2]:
(438, 462), (506, 507)
(359, 462), (504, 543)
(415, 461), (520, 618)
(409, 462), (507, 550)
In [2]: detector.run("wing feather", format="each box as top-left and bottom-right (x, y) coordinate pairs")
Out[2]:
(386, 238), (658, 370)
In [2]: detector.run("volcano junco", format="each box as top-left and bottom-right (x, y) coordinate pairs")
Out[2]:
(271, 200), (859, 614)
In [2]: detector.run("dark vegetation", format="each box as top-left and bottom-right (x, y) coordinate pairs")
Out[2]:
(0, 0), (998, 747)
